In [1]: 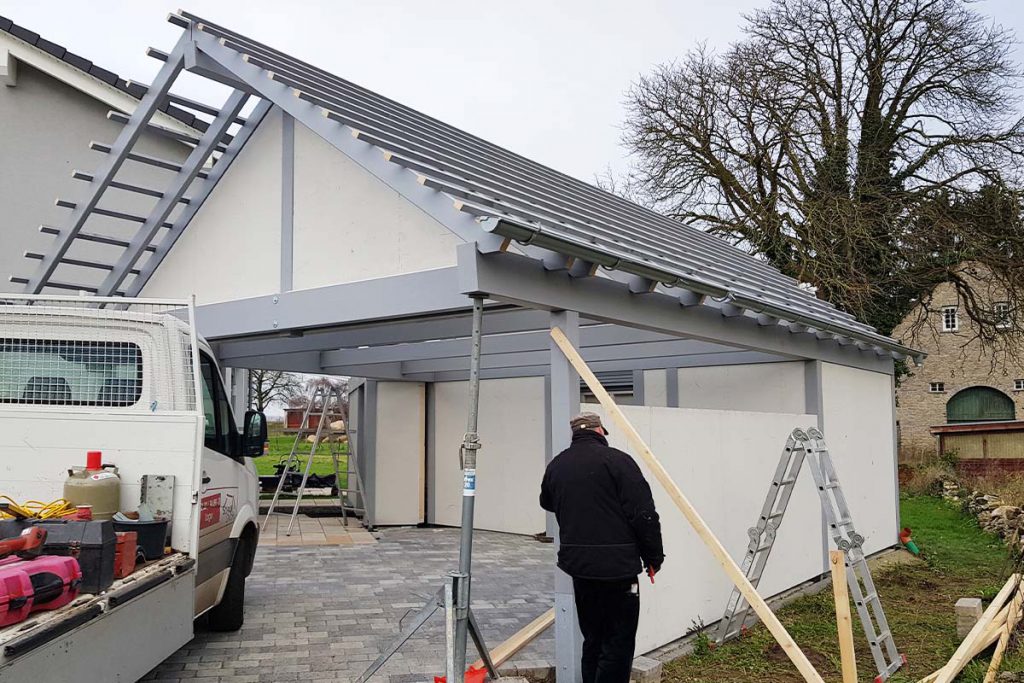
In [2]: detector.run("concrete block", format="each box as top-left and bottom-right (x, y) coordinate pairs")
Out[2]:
(955, 597), (983, 639)
(630, 655), (663, 683)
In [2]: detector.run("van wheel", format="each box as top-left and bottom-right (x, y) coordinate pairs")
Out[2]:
(207, 538), (247, 632)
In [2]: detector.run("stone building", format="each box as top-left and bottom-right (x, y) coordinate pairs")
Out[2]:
(894, 267), (1024, 463)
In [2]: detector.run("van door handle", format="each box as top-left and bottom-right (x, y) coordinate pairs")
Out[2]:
(202, 473), (211, 484)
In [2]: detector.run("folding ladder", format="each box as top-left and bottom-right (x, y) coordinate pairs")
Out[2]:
(261, 383), (365, 535)
(715, 427), (904, 681)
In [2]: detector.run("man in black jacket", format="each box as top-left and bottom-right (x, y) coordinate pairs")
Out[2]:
(539, 412), (665, 683)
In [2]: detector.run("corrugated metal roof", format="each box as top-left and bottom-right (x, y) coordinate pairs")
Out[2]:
(179, 12), (912, 356)
(0, 14), (204, 131)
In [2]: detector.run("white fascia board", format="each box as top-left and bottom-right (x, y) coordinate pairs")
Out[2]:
(0, 32), (202, 138)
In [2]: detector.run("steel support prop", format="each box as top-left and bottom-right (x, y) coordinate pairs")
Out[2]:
(452, 297), (485, 680)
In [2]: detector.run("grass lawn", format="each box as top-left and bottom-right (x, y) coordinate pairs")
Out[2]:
(254, 430), (349, 477)
(663, 495), (1019, 682)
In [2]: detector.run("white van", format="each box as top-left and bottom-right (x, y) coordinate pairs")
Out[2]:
(0, 294), (267, 681)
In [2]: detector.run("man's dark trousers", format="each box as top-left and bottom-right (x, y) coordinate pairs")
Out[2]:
(572, 576), (640, 683)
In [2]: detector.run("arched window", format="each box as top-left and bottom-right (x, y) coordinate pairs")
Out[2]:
(946, 386), (1016, 423)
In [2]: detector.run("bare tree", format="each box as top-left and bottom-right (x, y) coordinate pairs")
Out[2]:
(623, 0), (1024, 347)
(248, 369), (304, 413)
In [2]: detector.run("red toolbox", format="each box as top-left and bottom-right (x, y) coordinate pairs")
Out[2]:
(0, 561), (33, 627)
(113, 531), (138, 579)
(0, 555), (81, 627)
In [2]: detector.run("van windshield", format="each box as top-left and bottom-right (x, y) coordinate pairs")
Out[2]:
(0, 339), (143, 407)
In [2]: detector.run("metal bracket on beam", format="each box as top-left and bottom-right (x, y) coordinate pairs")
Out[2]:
(568, 259), (597, 278)
(627, 276), (658, 294)
(787, 323), (808, 334)
(720, 303), (745, 318)
(183, 40), (253, 92)
(678, 289), (705, 307)
(756, 313), (778, 326)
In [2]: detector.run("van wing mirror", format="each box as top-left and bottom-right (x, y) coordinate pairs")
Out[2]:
(241, 410), (268, 457)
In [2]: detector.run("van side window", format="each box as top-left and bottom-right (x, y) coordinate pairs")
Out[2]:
(199, 354), (237, 456)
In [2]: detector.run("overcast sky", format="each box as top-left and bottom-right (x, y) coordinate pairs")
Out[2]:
(2, 0), (1022, 184)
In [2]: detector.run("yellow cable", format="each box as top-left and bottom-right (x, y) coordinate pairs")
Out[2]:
(0, 497), (76, 520)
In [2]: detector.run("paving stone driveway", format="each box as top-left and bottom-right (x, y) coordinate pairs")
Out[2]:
(142, 528), (555, 682)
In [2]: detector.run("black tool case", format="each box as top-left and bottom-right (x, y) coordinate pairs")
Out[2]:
(0, 519), (115, 594)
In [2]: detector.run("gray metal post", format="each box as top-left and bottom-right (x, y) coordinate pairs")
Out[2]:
(804, 360), (830, 574)
(452, 297), (485, 681)
(549, 310), (583, 683)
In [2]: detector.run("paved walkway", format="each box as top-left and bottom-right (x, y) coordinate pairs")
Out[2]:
(142, 527), (555, 682)
(259, 509), (378, 547)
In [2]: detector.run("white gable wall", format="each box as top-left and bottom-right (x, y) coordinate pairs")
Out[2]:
(141, 109), (283, 303)
(141, 113), (462, 303)
(290, 123), (460, 289)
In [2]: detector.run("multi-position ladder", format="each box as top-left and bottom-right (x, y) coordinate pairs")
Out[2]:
(261, 382), (366, 536)
(715, 427), (904, 682)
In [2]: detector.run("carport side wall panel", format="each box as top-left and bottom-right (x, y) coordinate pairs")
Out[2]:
(140, 109), (284, 303)
(587, 405), (821, 655)
(371, 381), (427, 526)
(820, 361), (900, 557)
(430, 376), (548, 535)
(290, 121), (461, 290)
(1, 62), (193, 290)
(673, 362), (808, 414)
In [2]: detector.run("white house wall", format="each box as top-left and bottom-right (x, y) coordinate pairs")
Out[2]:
(672, 362), (807, 413)
(0, 62), (191, 291)
(821, 362), (899, 556)
(642, 369), (668, 407)
(372, 381), (426, 526)
(289, 122), (461, 290)
(591, 405), (820, 654)
(430, 377), (547, 535)
(141, 109), (283, 303)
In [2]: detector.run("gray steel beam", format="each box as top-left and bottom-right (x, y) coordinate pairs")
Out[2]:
(804, 360), (829, 574)
(38, 226), (156, 252)
(89, 142), (210, 179)
(280, 112), (295, 292)
(106, 110), (228, 152)
(666, 367), (680, 408)
(127, 100), (273, 297)
(71, 171), (192, 204)
(190, 31), (506, 252)
(215, 305), (550, 361)
(99, 90), (250, 297)
(549, 310), (583, 683)
(317, 326), (726, 367)
(458, 245), (895, 375)
(390, 343), (758, 375)
(193, 268), (479, 340)
(23, 35), (189, 294)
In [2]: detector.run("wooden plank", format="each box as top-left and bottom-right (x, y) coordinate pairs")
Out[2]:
(829, 551), (858, 683)
(470, 608), (554, 670)
(983, 588), (1023, 683)
(549, 326), (826, 683)
(933, 574), (1019, 683)
(919, 607), (1013, 683)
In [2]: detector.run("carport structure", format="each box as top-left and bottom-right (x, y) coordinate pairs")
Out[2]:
(14, 11), (923, 681)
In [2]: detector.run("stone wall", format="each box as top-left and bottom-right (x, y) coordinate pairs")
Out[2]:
(943, 480), (1024, 552)
(893, 272), (1024, 460)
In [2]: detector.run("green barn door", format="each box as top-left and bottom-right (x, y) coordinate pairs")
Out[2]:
(946, 387), (1016, 423)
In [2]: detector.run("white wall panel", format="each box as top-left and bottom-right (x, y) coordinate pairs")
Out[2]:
(141, 110), (283, 303)
(676, 362), (806, 413)
(372, 381), (425, 526)
(821, 363), (899, 556)
(589, 405), (819, 654)
(642, 369), (667, 407)
(431, 377), (547, 535)
(291, 123), (460, 289)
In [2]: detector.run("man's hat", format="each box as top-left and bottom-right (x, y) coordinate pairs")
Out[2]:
(570, 412), (608, 434)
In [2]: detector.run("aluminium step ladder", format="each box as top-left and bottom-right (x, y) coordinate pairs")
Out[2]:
(715, 427), (904, 682)
(261, 383), (366, 536)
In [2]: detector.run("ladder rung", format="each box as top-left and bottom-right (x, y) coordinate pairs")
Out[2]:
(871, 630), (891, 644)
